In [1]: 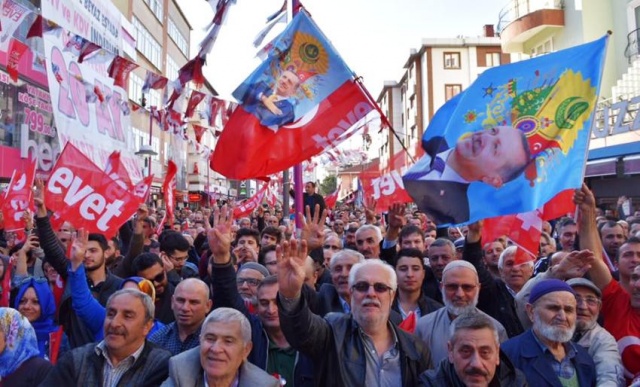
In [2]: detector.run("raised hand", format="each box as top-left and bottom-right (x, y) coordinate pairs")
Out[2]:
(550, 249), (595, 280)
(33, 179), (47, 217)
(276, 239), (308, 299)
(22, 208), (34, 231)
(299, 204), (327, 251)
(363, 195), (377, 224)
(207, 204), (233, 264)
(387, 203), (406, 230)
(573, 183), (596, 215)
(70, 228), (88, 270)
(466, 221), (483, 243)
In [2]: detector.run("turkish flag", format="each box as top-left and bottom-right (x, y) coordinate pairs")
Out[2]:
(193, 124), (208, 144)
(185, 90), (206, 119)
(211, 81), (373, 179)
(45, 143), (143, 238)
(359, 166), (413, 212)
(398, 311), (417, 334)
(1, 158), (37, 232)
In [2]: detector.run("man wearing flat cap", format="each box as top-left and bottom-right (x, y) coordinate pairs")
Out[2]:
(501, 279), (596, 386)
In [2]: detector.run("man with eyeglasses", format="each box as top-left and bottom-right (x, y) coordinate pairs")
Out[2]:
(416, 260), (507, 366)
(278, 240), (432, 386)
(132, 253), (176, 324)
(236, 262), (269, 307)
(566, 278), (624, 387)
(149, 278), (212, 356)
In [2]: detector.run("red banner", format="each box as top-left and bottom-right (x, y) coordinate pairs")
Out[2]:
(104, 151), (133, 189)
(44, 143), (143, 238)
(132, 175), (153, 202)
(7, 38), (29, 82)
(211, 81), (374, 179)
(157, 160), (177, 232)
(193, 124), (207, 144)
(233, 184), (269, 218)
(107, 56), (139, 88)
(185, 90), (206, 119)
(324, 184), (340, 209)
(2, 158), (37, 232)
(360, 169), (413, 212)
(0, 260), (12, 307)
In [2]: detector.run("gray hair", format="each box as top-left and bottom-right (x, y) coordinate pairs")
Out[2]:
(498, 245), (534, 270)
(430, 238), (456, 255)
(355, 224), (382, 243)
(329, 249), (365, 271)
(449, 312), (499, 346)
(107, 288), (155, 323)
(348, 259), (397, 291)
(202, 307), (252, 344)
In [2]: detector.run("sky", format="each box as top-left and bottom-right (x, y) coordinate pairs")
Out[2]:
(177, 0), (509, 99)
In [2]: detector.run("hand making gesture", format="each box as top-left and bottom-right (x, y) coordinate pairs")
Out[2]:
(276, 239), (308, 299)
(299, 204), (327, 251)
(208, 204), (234, 264)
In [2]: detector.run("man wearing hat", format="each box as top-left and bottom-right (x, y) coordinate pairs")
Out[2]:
(566, 278), (624, 387)
(501, 279), (596, 386)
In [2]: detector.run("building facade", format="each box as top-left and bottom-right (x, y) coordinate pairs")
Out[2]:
(377, 25), (513, 174)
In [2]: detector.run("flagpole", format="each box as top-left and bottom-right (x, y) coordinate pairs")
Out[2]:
(290, 0), (304, 230)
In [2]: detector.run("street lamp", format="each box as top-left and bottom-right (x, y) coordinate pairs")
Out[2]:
(135, 144), (157, 177)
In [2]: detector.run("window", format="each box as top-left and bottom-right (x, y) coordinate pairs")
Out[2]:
(485, 52), (501, 67)
(531, 39), (553, 57)
(166, 56), (179, 81)
(168, 19), (189, 57)
(443, 52), (461, 69)
(129, 73), (144, 105)
(144, 0), (163, 22)
(148, 89), (161, 109)
(133, 18), (162, 69)
(445, 84), (462, 101)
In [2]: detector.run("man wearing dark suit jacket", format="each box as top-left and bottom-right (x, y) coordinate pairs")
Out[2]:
(403, 126), (531, 225)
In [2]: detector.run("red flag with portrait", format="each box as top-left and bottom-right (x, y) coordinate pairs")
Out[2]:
(210, 12), (375, 179)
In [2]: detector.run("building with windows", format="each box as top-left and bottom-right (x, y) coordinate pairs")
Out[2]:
(377, 25), (515, 174)
(497, 0), (640, 209)
(112, 0), (193, 207)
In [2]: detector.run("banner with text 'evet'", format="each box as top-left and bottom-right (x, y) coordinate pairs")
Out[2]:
(211, 11), (374, 179)
(45, 143), (143, 238)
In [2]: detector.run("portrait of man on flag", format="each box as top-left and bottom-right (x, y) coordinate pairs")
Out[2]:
(233, 12), (343, 132)
(403, 36), (608, 227)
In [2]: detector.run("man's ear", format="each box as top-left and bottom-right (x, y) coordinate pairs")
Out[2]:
(481, 175), (503, 188)
(525, 303), (535, 323)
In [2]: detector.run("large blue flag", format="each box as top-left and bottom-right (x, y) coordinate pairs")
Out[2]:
(403, 36), (608, 226)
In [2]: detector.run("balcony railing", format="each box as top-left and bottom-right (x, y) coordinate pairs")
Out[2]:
(497, 0), (564, 33)
(625, 28), (640, 63)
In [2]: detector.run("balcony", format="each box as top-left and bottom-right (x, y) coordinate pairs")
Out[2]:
(497, 0), (564, 53)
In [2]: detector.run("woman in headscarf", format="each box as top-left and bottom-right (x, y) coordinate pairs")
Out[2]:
(0, 307), (52, 386)
(14, 277), (67, 362)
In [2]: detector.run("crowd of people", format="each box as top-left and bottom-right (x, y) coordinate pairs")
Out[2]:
(0, 180), (638, 387)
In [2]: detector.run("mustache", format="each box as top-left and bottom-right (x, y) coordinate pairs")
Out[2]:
(362, 299), (381, 307)
(464, 367), (489, 377)
(107, 328), (126, 335)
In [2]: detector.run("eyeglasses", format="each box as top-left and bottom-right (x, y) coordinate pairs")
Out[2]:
(150, 271), (165, 284)
(236, 277), (261, 287)
(264, 261), (277, 266)
(323, 245), (340, 251)
(443, 283), (477, 292)
(351, 282), (393, 294)
(575, 295), (600, 307)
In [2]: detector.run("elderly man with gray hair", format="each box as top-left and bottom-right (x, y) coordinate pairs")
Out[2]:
(419, 313), (527, 386)
(41, 289), (172, 386)
(278, 239), (432, 386)
(161, 307), (279, 387)
(416, 260), (508, 366)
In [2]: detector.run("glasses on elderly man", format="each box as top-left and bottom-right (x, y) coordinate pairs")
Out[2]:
(575, 295), (600, 307)
(236, 278), (261, 287)
(351, 282), (393, 294)
(323, 244), (340, 251)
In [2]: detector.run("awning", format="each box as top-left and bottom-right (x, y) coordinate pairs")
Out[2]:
(624, 155), (640, 174)
(584, 157), (617, 177)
